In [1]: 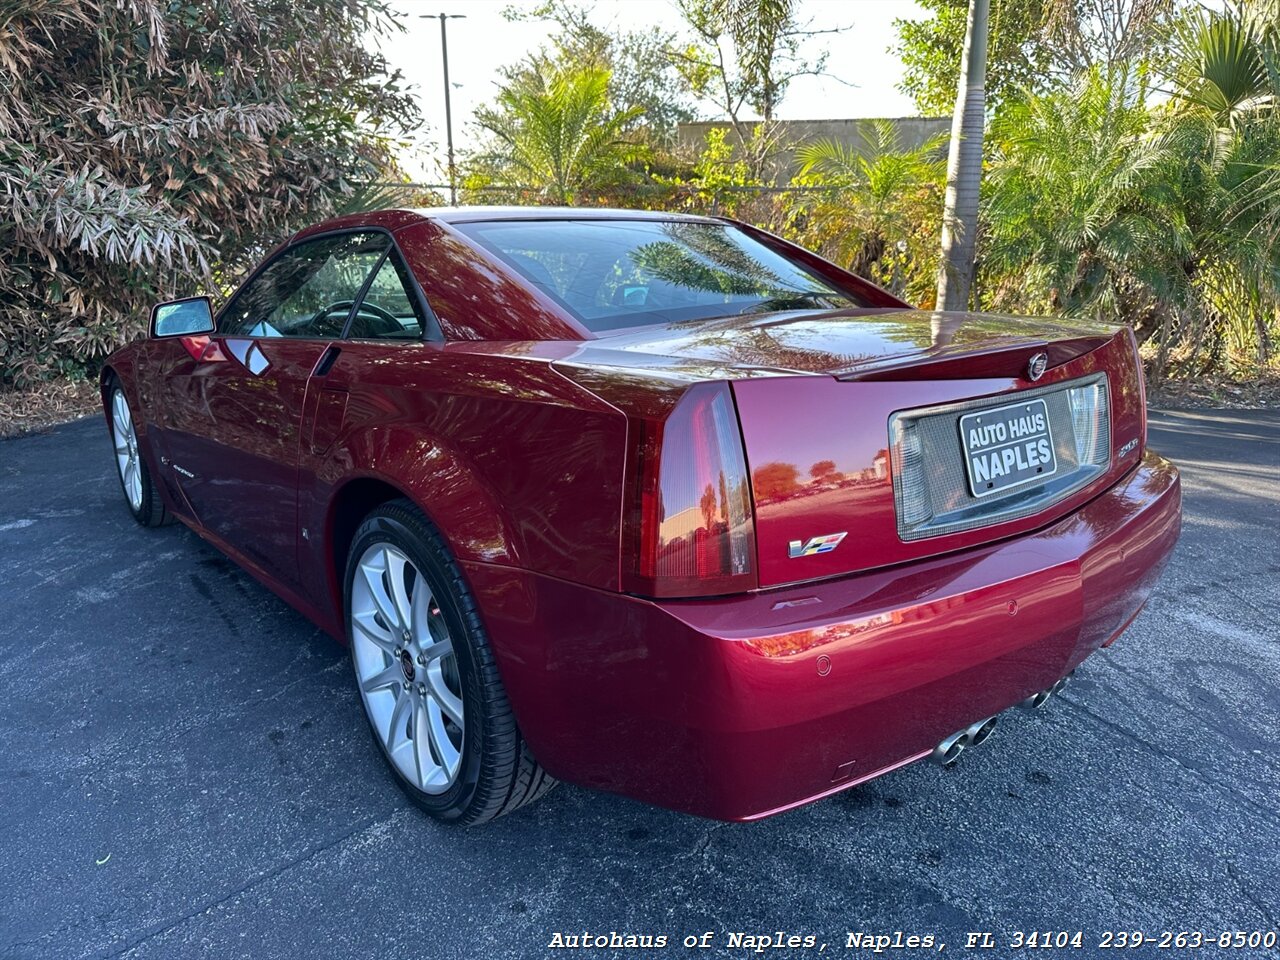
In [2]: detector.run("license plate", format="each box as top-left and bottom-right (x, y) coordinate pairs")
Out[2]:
(959, 397), (1058, 498)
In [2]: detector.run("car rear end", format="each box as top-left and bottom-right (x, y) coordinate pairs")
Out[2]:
(464, 322), (1180, 821)
(436, 212), (1180, 820)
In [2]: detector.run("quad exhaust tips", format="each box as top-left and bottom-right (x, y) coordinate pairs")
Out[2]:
(930, 671), (1075, 768)
(929, 715), (998, 767)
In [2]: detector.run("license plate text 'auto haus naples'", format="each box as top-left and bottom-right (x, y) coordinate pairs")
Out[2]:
(960, 398), (1058, 498)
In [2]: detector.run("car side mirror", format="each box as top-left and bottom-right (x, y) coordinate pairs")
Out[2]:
(151, 297), (214, 338)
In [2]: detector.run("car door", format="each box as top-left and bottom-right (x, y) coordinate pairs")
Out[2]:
(156, 231), (391, 586)
(294, 243), (441, 604)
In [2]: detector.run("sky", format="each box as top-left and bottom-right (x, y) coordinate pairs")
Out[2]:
(375, 0), (929, 181)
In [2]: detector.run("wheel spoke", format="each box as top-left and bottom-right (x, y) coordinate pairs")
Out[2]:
(360, 662), (402, 695)
(411, 579), (452, 660)
(426, 696), (461, 777)
(360, 555), (401, 631)
(124, 461), (140, 505)
(386, 689), (412, 753)
(352, 610), (398, 654)
(386, 549), (413, 634)
(427, 665), (464, 727)
(419, 635), (453, 662)
(409, 576), (435, 643)
(411, 696), (431, 789)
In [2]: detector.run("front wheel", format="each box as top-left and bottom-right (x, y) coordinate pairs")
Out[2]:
(344, 499), (554, 824)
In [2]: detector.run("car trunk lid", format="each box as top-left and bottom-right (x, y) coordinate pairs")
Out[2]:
(589, 308), (1116, 380)
(727, 326), (1146, 589)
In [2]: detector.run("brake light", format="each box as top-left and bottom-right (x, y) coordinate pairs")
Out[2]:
(625, 382), (756, 597)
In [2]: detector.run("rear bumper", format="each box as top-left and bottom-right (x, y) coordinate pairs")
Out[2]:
(465, 450), (1181, 821)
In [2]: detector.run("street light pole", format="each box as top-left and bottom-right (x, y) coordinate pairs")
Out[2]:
(420, 13), (466, 206)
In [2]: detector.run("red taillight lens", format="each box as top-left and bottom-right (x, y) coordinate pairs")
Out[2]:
(625, 382), (756, 598)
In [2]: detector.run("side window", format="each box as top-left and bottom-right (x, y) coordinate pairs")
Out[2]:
(219, 232), (389, 339)
(346, 252), (429, 341)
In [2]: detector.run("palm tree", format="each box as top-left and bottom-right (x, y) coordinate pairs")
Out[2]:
(979, 5), (1280, 377)
(982, 68), (1181, 325)
(793, 120), (946, 293)
(472, 61), (643, 204)
(936, 0), (990, 311)
(1160, 4), (1280, 369)
(1165, 6), (1273, 127)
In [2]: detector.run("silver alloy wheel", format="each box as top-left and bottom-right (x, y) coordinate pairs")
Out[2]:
(111, 389), (143, 511)
(350, 542), (465, 794)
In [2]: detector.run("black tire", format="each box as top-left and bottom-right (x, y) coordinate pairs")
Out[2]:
(106, 381), (172, 528)
(343, 498), (555, 824)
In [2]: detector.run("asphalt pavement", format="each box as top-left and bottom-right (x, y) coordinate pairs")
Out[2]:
(1, 408), (1277, 959)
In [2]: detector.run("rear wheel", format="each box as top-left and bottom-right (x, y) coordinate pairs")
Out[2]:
(108, 384), (170, 527)
(344, 499), (554, 824)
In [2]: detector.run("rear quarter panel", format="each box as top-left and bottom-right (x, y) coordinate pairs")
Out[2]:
(298, 341), (629, 629)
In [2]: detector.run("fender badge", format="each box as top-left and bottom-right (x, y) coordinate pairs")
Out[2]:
(788, 532), (847, 558)
(1026, 352), (1049, 381)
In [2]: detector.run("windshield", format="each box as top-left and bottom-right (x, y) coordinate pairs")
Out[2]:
(454, 219), (866, 333)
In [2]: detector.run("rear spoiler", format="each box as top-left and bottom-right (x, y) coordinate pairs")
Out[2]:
(837, 335), (1114, 382)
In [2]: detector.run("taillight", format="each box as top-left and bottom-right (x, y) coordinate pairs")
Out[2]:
(624, 382), (756, 598)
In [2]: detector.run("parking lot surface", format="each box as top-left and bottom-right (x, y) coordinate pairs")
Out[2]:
(1, 408), (1277, 959)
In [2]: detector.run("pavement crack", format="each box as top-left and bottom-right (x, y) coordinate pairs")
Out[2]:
(95, 806), (405, 960)
(1092, 659), (1280, 773)
(1226, 860), (1278, 928)
(1058, 694), (1280, 829)
(663, 822), (732, 927)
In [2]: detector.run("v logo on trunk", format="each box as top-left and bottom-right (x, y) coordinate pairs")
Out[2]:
(788, 532), (848, 558)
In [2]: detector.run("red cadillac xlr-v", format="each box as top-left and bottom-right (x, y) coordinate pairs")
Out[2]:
(101, 208), (1181, 824)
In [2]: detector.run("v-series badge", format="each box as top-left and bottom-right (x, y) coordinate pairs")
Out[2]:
(788, 532), (847, 558)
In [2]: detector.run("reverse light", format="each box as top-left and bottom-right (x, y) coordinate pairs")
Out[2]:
(895, 420), (931, 527)
(625, 382), (756, 598)
(1067, 379), (1110, 467)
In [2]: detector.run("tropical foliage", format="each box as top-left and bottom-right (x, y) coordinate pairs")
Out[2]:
(894, 0), (1179, 115)
(981, 9), (1280, 376)
(895, 0), (1056, 115)
(470, 60), (645, 204)
(4, 0), (1278, 391)
(504, 2), (697, 143)
(789, 121), (946, 302)
(0, 0), (417, 387)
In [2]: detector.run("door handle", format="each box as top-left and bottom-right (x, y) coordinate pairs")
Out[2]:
(180, 335), (227, 363)
(314, 345), (341, 377)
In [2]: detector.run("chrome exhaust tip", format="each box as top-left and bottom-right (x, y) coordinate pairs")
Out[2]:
(930, 729), (970, 767)
(964, 715), (999, 746)
(1020, 671), (1074, 710)
(1020, 689), (1052, 710)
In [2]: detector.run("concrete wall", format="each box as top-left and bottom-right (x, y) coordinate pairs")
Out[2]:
(676, 117), (950, 182)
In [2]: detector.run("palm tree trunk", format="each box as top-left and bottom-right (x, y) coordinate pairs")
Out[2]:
(936, 0), (989, 312)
